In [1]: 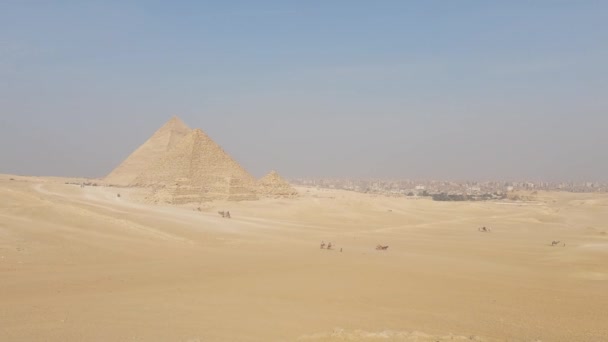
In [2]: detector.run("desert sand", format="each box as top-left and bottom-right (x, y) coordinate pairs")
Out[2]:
(1, 174), (607, 341)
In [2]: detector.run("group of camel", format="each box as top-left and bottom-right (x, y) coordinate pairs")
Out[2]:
(318, 227), (566, 252)
(320, 241), (333, 250)
(478, 226), (565, 247)
(319, 241), (345, 252)
(218, 211), (231, 218)
(480, 227), (566, 249)
(319, 241), (387, 252)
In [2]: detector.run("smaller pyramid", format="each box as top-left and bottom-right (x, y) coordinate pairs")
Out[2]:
(105, 116), (191, 186)
(258, 171), (298, 198)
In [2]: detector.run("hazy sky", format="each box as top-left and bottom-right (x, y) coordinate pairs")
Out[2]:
(1, 1), (607, 181)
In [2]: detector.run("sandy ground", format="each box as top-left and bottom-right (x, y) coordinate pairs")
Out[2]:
(1, 174), (607, 341)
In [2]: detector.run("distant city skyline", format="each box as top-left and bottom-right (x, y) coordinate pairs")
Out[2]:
(1, 2), (607, 181)
(290, 178), (608, 196)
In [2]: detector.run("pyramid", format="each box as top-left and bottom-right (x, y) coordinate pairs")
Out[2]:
(257, 170), (298, 198)
(105, 116), (191, 186)
(132, 128), (258, 203)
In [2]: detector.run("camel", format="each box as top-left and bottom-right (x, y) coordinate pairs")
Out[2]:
(551, 240), (561, 246)
(217, 211), (231, 218)
(320, 241), (326, 249)
(327, 242), (333, 250)
(376, 245), (389, 250)
(478, 226), (491, 232)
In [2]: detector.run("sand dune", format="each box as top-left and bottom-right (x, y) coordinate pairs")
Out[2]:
(1, 174), (607, 341)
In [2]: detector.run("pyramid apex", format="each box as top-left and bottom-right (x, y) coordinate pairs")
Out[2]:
(155, 116), (190, 134)
(261, 170), (285, 181)
(164, 115), (187, 127)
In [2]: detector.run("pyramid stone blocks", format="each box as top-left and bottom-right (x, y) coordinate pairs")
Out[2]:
(106, 118), (259, 203)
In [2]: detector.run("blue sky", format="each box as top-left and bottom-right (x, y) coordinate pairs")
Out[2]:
(1, 1), (607, 180)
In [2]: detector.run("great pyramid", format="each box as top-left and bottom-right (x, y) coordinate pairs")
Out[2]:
(258, 170), (298, 198)
(131, 128), (258, 203)
(105, 116), (192, 186)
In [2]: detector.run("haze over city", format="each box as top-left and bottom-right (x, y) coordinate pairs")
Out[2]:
(1, 1), (607, 181)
